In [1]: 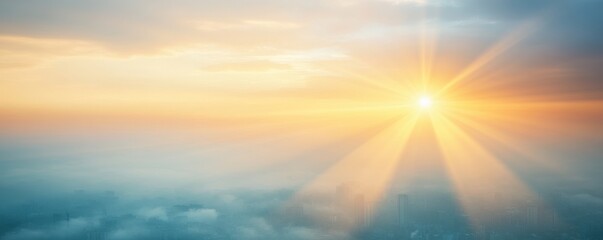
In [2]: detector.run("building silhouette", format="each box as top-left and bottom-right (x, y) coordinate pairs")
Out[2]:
(398, 193), (410, 228)
(353, 194), (367, 227)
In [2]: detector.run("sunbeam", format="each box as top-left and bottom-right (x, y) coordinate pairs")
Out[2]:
(290, 112), (420, 230)
(436, 16), (545, 96)
(430, 113), (542, 232)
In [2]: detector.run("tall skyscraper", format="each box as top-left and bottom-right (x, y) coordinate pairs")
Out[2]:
(353, 194), (366, 227)
(398, 194), (410, 228)
(526, 204), (539, 227)
(334, 182), (355, 228)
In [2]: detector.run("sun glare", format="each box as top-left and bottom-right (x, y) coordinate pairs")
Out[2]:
(418, 95), (433, 109)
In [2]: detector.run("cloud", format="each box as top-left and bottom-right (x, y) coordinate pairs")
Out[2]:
(1, 0), (602, 98)
(235, 217), (276, 240)
(284, 226), (322, 240)
(566, 193), (603, 207)
(0, 0), (317, 53)
(0, 0), (526, 54)
(0, 36), (102, 69)
(180, 208), (218, 223)
(2, 229), (44, 240)
(0, 189), (313, 240)
(107, 225), (149, 240)
(0, 0), (599, 59)
(202, 60), (291, 72)
(2, 218), (98, 240)
(136, 207), (168, 221)
(1, 182), (603, 240)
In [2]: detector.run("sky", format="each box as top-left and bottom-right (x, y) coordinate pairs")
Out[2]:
(1, 0), (603, 239)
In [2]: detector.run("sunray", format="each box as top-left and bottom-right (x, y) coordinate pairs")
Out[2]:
(236, 119), (412, 180)
(430, 113), (542, 234)
(256, 101), (411, 118)
(442, 99), (603, 139)
(347, 55), (424, 96)
(292, 112), (419, 193)
(204, 116), (406, 182)
(316, 59), (413, 97)
(287, 112), (420, 230)
(442, 110), (566, 174)
(436, 17), (544, 96)
(419, 7), (439, 92)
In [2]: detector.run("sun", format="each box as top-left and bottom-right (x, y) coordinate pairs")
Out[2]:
(417, 95), (433, 109)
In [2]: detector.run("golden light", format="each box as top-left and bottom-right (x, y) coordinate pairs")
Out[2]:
(418, 95), (433, 109)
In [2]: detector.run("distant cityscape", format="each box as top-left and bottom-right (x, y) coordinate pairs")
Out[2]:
(1, 185), (602, 240)
(280, 183), (596, 240)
